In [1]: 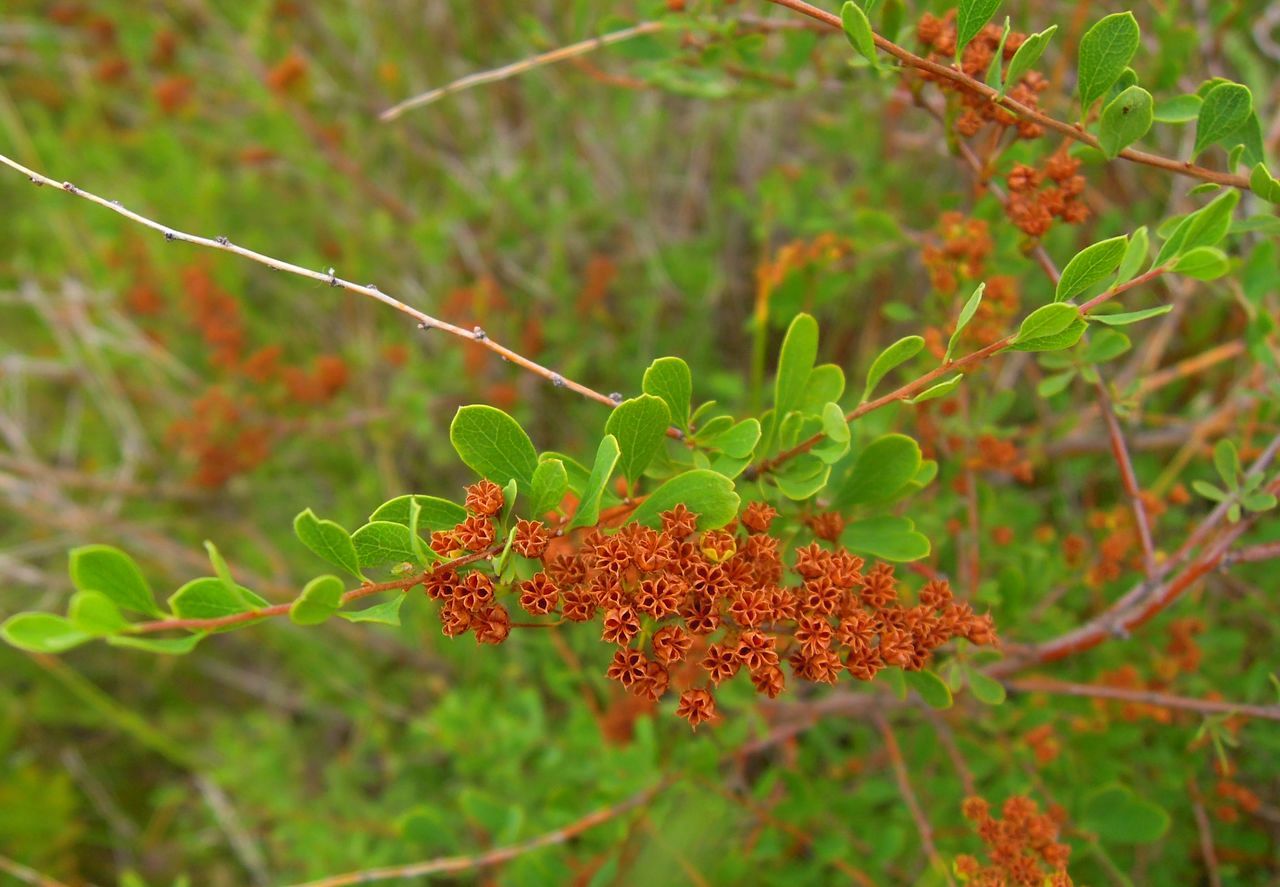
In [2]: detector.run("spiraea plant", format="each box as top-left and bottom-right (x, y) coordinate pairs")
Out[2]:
(1, 0), (1278, 883)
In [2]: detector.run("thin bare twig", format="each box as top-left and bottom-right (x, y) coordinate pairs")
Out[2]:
(1006, 678), (1280, 722)
(1095, 381), (1157, 577)
(764, 0), (1252, 191)
(874, 715), (956, 887)
(1188, 780), (1224, 887)
(0, 152), (626, 415)
(381, 22), (666, 121)
(0, 855), (75, 887)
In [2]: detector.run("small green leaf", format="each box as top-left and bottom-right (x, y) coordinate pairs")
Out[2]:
(704, 419), (761, 459)
(840, 1), (878, 67)
(1017, 303), (1080, 342)
(1008, 318), (1088, 352)
(203, 540), (237, 594)
(1083, 329), (1131, 364)
(1003, 25), (1056, 94)
(169, 577), (266, 620)
(567, 435), (621, 530)
(643, 357), (693, 430)
(908, 374), (963, 403)
(1, 613), (91, 653)
(107, 634), (205, 655)
(68, 591), (128, 636)
(1213, 439), (1241, 489)
(1190, 480), (1228, 503)
(955, 0), (1001, 62)
(904, 669), (953, 709)
(449, 405), (539, 488)
(1243, 491), (1277, 512)
(68, 545), (161, 617)
(1194, 82), (1252, 158)
(352, 522), (417, 570)
(1250, 163), (1280, 203)
(840, 516), (930, 562)
(947, 283), (985, 361)
(838, 434), (921, 506)
(1154, 190), (1239, 266)
(1056, 235), (1128, 302)
(1082, 785), (1171, 844)
(370, 495), (466, 530)
(984, 17), (1012, 89)
(1173, 246), (1230, 280)
(773, 313), (819, 429)
(813, 403), (851, 464)
(294, 509), (363, 580)
(862, 335), (924, 402)
(1115, 226), (1148, 285)
(338, 593), (405, 625)
(967, 669), (1007, 705)
(628, 470), (740, 530)
(290, 575), (345, 626)
(799, 364), (846, 413)
(1091, 304), (1172, 326)
(529, 458), (569, 516)
(605, 395), (671, 487)
(774, 453), (832, 501)
(1153, 93), (1201, 123)
(1098, 85), (1153, 159)
(1037, 371), (1076, 397)
(1076, 12), (1140, 113)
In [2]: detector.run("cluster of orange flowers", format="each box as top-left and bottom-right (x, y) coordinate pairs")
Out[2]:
(1005, 154), (1091, 236)
(956, 795), (1074, 886)
(916, 12), (1047, 140)
(921, 213), (992, 294)
(422, 482), (998, 729)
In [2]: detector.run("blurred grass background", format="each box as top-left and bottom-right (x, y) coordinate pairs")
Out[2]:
(1, 1), (1278, 884)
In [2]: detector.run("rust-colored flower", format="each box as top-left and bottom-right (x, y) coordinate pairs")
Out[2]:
(601, 606), (641, 646)
(606, 647), (648, 688)
(464, 479), (505, 516)
(518, 573), (559, 615)
(660, 504), (698, 539)
(422, 568), (458, 600)
(701, 642), (741, 685)
(513, 518), (551, 558)
(455, 571), (494, 610)
(675, 688), (717, 730)
(473, 604), (510, 645)
(454, 514), (496, 551)
(651, 625), (692, 665)
(741, 501), (777, 534)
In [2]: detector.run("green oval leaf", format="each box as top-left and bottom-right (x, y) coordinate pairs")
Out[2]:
(294, 509), (364, 580)
(1099, 85), (1153, 159)
(1017, 303), (1080, 342)
(352, 522), (417, 571)
(947, 282), (986, 361)
(168, 577), (266, 621)
(338, 593), (405, 625)
(1082, 785), (1171, 844)
(68, 544), (161, 617)
(840, 516), (930, 562)
(1004, 25), (1056, 93)
(1, 612), (91, 653)
(529, 457), (569, 516)
(370, 495), (466, 530)
(955, 0), (1001, 62)
(628, 469), (740, 530)
(449, 405), (538, 489)
(1154, 190), (1239, 266)
(68, 591), (128, 636)
(907, 374), (963, 403)
(605, 394), (671, 487)
(567, 435), (621, 530)
(1056, 235), (1128, 302)
(1194, 82), (1252, 158)
(1090, 304), (1172, 326)
(1008, 317), (1088, 352)
(862, 335), (924, 402)
(774, 313), (819, 429)
(1153, 93), (1201, 123)
(840, 1), (878, 66)
(289, 575), (345, 626)
(642, 357), (693, 431)
(1076, 12), (1140, 112)
(904, 669), (953, 709)
(838, 434), (922, 506)
(967, 669), (1007, 705)
(1172, 246), (1230, 280)
(107, 634), (206, 655)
